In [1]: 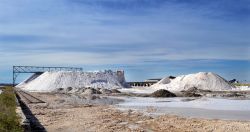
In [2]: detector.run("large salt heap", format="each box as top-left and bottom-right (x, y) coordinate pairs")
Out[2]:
(152, 72), (235, 91)
(17, 70), (127, 92)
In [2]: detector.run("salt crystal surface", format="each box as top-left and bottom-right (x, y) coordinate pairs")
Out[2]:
(152, 72), (235, 91)
(117, 97), (250, 111)
(115, 97), (250, 120)
(17, 70), (127, 92)
(234, 86), (250, 91)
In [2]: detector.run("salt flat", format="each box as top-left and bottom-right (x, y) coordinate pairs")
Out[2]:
(116, 97), (250, 121)
(15, 71), (250, 131)
(23, 92), (250, 132)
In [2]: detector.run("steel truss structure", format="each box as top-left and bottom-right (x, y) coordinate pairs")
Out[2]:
(13, 66), (83, 86)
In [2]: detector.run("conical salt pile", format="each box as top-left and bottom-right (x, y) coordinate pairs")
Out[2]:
(16, 70), (127, 92)
(152, 72), (235, 91)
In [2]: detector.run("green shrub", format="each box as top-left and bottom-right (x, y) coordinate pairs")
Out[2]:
(0, 87), (22, 132)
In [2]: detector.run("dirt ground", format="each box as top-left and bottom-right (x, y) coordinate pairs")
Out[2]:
(26, 93), (250, 132)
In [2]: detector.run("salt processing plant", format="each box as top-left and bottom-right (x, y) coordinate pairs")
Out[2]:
(1, 0), (249, 131)
(9, 65), (250, 131)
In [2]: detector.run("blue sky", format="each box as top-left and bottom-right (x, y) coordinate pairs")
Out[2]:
(0, 0), (249, 83)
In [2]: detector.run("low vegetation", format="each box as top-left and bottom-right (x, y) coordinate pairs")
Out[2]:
(0, 86), (22, 132)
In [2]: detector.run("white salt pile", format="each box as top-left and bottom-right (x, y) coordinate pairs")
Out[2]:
(17, 70), (127, 92)
(234, 86), (250, 91)
(152, 72), (235, 91)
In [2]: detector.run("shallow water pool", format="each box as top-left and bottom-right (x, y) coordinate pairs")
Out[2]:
(115, 97), (250, 121)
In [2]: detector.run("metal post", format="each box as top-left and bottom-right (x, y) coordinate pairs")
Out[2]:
(13, 66), (14, 87)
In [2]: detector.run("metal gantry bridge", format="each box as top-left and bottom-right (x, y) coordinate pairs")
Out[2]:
(13, 66), (83, 86)
(127, 82), (156, 87)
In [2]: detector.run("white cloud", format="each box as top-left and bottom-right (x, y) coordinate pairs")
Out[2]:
(0, 0), (249, 82)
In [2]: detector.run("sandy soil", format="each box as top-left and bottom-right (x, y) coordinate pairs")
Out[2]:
(26, 93), (250, 132)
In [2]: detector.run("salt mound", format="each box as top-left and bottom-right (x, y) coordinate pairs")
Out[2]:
(82, 88), (101, 95)
(233, 86), (250, 91)
(99, 89), (112, 94)
(152, 72), (235, 91)
(150, 89), (176, 97)
(17, 70), (127, 92)
(17, 73), (42, 88)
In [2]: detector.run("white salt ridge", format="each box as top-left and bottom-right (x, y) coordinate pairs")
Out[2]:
(17, 70), (127, 92)
(234, 86), (250, 91)
(17, 73), (42, 88)
(152, 72), (235, 91)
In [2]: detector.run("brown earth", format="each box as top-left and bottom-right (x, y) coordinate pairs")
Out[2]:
(25, 93), (250, 132)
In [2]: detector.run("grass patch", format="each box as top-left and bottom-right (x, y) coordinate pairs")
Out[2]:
(0, 86), (23, 132)
(233, 83), (250, 87)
